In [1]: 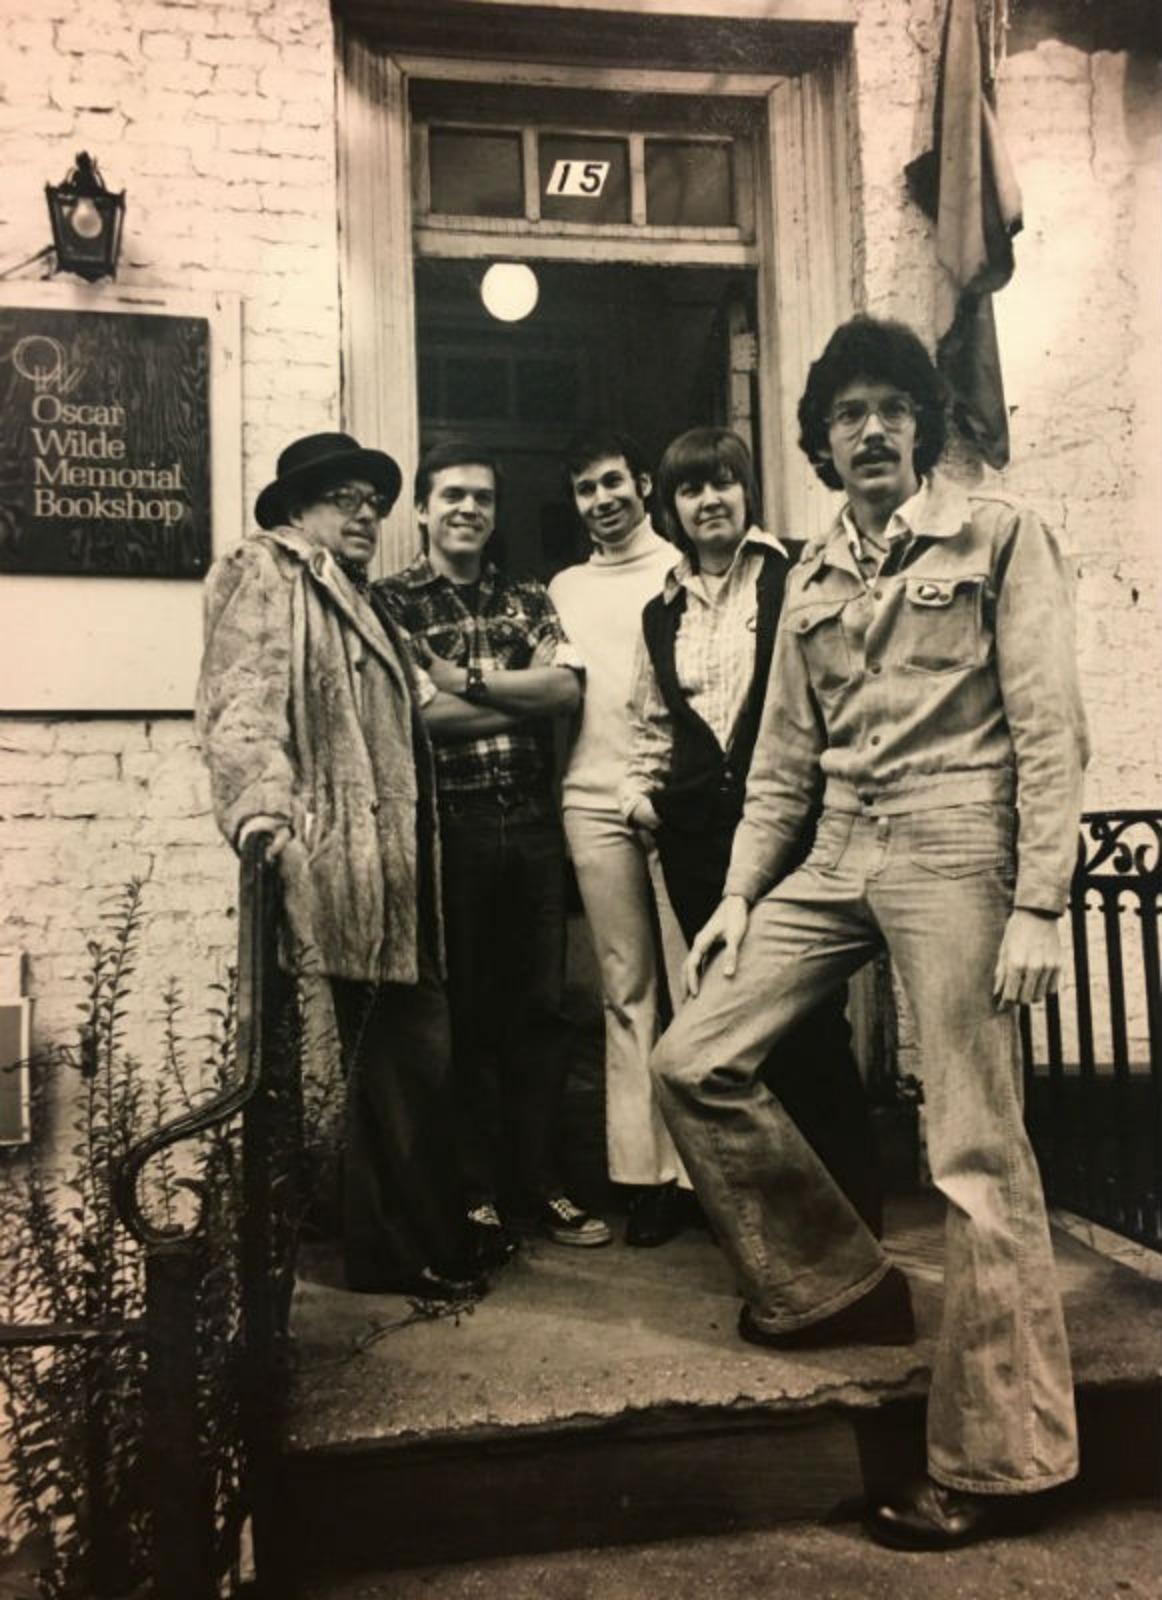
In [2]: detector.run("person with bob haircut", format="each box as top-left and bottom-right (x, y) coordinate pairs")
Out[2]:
(197, 432), (482, 1302)
(651, 318), (1088, 1550)
(623, 426), (881, 1237)
(549, 429), (689, 1247)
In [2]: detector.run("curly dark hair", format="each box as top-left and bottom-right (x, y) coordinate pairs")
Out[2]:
(655, 427), (762, 569)
(797, 316), (948, 491)
(562, 428), (651, 486)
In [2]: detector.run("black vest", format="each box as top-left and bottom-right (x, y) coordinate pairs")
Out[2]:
(640, 541), (802, 835)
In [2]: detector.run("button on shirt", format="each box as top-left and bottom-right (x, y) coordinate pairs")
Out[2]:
(724, 475), (1090, 916)
(622, 527), (787, 816)
(375, 555), (583, 798)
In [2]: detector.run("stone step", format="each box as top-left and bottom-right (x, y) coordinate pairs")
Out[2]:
(278, 1195), (1162, 1585)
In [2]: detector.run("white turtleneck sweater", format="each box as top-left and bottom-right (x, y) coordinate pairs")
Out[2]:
(548, 517), (676, 813)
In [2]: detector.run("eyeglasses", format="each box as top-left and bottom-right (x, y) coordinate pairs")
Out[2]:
(320, 487), (394, 517)
(826, 395), (917, 434)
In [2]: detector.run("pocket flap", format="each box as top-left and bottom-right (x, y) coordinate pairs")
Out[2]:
(787, 597), (848, 636)
(904, 578), (956, 608)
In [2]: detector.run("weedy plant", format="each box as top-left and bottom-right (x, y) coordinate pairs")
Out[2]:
(0, 879), (263, 1599)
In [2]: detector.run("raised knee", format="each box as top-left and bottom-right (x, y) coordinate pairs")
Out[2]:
(650, 1027), (700, 1093)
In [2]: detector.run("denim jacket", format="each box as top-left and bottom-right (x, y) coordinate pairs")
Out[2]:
(724, 475), (1089, 915)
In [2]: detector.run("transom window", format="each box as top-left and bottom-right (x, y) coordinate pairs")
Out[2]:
(410, 83), (757, 253)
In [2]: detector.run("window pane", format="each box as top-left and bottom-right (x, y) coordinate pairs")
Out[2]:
(539, 135), (629, 224)
(443, 356), (510, 421)
(515, 358), (580, 425)
(645, 140), (734, 227)
(429, 128), (524, 218)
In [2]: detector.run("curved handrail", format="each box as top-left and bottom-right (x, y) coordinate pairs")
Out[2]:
(112, 832), (277, 1248)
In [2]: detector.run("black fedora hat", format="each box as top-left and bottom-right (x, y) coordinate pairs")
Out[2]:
(255, 432), (403, 530)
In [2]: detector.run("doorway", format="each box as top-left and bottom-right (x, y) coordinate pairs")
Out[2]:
(413, 258), (760, 578)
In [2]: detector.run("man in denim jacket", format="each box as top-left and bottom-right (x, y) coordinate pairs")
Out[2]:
(652, 316), (1088, 1550)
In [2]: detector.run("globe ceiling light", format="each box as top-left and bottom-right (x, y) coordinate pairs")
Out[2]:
(480, 262), (539, 323)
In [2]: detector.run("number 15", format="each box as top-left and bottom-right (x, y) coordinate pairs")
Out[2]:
(546, 159), (610, 197)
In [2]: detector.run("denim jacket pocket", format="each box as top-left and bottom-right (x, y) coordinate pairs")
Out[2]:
(897, 575), (987, 674)
(909, 803), (1015, 878)
(789, 596), (851, 700)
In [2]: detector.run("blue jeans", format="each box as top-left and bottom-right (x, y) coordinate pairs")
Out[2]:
(651, 804), (1078, 1493)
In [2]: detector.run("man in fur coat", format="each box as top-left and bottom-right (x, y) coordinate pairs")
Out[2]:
(197, 431), (482, 1301)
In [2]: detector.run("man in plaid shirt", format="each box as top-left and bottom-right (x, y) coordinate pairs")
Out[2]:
(376, 440), (613, 1264)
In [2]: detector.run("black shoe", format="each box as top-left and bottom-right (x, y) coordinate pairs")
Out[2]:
(538, 1194), (613, 1247)
(866, 1476), (1035, 1551)
(738, 1266), (915, 1350)
(625, 1182), (683, 1248)
(348, 1264), (488, 1301)
(466, 1201), (519, 1269)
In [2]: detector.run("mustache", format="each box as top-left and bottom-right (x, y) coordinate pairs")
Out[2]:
(853, 444), (899, 466)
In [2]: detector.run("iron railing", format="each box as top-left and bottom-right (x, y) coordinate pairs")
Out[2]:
(6, 810), (1157, 1593)
(1022, 811), (1162, 1249)
(110, 831), (299, 1598)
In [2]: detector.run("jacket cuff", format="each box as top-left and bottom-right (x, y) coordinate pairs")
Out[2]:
(1013, 870), (1070, 918)
(723, 864), (766, 905)
(222, 783), (294, 850)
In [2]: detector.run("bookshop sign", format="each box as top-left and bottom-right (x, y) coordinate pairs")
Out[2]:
(0, 305), (211, 578)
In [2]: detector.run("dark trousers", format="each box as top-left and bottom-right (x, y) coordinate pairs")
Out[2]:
(439, 797), (570, 1206)
(656, 821), (884, 1236)
(331, 952), (469, 1286)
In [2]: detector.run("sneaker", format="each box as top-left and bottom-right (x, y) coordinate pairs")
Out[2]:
(538, 1194), (613, 1248)
(467, 1201), (519, 1268)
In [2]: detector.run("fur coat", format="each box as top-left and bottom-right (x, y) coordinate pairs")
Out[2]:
(196, 528), (441, 985)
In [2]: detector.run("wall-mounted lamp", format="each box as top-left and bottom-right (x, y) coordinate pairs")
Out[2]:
(45, 152), (125, 282)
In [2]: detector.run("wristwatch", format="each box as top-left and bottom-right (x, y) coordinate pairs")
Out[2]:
(464, 664), (488, 703)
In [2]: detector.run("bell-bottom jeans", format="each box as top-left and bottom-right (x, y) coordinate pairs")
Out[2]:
(651, 803), (1078, 1493)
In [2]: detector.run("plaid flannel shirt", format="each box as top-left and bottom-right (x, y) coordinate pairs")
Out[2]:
(374, 555), (581, 799)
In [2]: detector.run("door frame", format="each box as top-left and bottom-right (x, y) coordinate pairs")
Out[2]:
(336, 27), (856, 574)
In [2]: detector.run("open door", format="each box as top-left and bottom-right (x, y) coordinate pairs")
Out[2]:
(413, 259), (762, 577)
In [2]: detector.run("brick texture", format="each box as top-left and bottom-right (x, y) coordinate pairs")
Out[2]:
(1, 0), (1158, 1081)
(0, 0), (337, 1073)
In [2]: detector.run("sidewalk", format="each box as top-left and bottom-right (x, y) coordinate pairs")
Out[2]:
(306, 1501), (1162, 1600)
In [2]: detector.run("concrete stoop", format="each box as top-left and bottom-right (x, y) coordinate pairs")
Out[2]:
(279, 1195), (1162, 1586)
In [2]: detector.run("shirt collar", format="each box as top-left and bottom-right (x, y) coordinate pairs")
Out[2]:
(395, 552), (497, 591)
(827, 473), (973, 573)
(662, 525), (787, 604)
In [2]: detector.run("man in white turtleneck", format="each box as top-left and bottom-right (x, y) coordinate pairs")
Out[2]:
(549, 433), (689, 1247)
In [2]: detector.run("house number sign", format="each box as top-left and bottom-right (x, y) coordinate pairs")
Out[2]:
(544, 160), (610, 197)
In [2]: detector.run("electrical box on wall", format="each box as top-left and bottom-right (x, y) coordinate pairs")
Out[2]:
(0, 952), (31, 1146)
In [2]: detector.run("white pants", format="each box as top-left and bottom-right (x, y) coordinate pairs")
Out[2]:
(563, 807), (688, 1188)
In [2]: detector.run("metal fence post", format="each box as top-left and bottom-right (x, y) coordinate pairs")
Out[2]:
(142, 1240), (216, 1600)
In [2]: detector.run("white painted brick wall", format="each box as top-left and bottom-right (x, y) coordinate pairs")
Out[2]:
(0, 0), (338, 1077)
(1, 0), (1158, 1087)
(851, 3), (1162, 813)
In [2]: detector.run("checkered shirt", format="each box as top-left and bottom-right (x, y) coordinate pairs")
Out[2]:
(374, 555), (581, 798)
